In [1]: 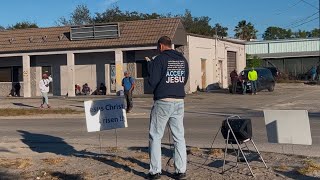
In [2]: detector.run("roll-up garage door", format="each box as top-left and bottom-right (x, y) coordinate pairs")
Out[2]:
(227, 51), (237, 84)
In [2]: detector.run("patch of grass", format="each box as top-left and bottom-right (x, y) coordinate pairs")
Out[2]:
(297, 160), (320, 175)
(0, 108), (81, 116)
(187, 147), (201, 155)
(0, 158), (32, 169)
(274, 163), (290, 171)
(134, 152), (149, 160)
(111, 156), (137, 168)
(105, 147), (120, 153)
(208, 149), (224, 157)
(42, 157), (66, 165)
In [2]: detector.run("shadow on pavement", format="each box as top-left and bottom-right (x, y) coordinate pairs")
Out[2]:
(274, 170), (319, 180)
(12, 103), (37, 108)
(50, 172), (84, 180)
(17, 130), (151, 179)
(129, 145), (173, 159)
(0, 171), (20, 180)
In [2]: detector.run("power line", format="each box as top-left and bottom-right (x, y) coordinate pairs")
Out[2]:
(300, 0), (319, 10)
(274, 0), (303, 15)
(285, 11), (319, 28)
(290, 16), (319, 29)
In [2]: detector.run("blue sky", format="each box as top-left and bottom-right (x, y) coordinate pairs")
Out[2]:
(0, 0), (319, 38)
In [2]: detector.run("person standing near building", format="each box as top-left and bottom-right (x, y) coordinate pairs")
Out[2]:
(311, 65), (317, 81)
(39, 74), (52, 108)
(239, 71), (247, 95)
(248, 68), (258, 95)
(316, 65), (320, 81)
(14, 82), (21, 97)
(122, 71), (135, 113)
(230, 69), (238, 94)
(147, 36), (189, 180)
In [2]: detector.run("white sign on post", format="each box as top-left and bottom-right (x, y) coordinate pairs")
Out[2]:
(84, 98), (128, 132)
(264, 110), (312, 145)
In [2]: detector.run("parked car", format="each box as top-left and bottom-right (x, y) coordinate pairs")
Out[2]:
(229, 68), (276, 93)
(265, 67), (280, 79)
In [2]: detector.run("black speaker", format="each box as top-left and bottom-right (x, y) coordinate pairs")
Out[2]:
(221, 118), (252, 143)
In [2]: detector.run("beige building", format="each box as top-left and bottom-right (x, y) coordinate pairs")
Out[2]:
(0, 18), (245, 97)
(186, 34), (246, 92)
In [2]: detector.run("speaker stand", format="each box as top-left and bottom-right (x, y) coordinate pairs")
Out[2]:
(222, 116), (268, 177)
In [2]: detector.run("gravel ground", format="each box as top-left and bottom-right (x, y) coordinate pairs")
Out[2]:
(0, 146), (320, 180)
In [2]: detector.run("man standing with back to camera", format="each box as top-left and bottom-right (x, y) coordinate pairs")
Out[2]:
(147, 36), (189, 180)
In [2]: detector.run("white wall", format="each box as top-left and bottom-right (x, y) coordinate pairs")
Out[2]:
(75, 52), (114, 95)
(187, 35), (246, 92)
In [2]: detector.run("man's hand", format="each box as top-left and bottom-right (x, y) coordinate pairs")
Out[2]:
(145, 57), (151, 62)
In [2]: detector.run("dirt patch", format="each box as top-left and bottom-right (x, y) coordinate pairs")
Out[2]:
(297, 160), (320, 176)
(1, 148), (319, 179)
(0, 108), (81, 116)
(42, 157), (66, 165)
(0, 158), (32, 169)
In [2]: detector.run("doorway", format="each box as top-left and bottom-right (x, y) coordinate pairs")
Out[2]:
(110, 64), (116, 93)
(42, 66), (53, 94)
(201, 59), (207, 90)
(218, 60), (223, 86)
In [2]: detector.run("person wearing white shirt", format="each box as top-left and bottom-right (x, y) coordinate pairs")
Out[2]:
(39, 74), (53, 108)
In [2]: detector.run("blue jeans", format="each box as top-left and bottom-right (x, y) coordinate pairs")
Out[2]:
(149, 100), (187, 174)
(41, 92), (49, 105)
(251, 81), (257, 94)
(242, 82), (247, 94)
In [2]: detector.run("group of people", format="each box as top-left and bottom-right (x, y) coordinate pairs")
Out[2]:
(230, 68), (258, 95)
(75, 83), (107, 96)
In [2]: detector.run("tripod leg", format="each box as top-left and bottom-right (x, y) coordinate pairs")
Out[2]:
(228, 128), (255, 177)
(222, 130), (230, 173)
(251, 139), (268, 168)
(236, 148), (240, 167)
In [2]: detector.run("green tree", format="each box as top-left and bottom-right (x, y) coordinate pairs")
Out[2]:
(58, 6), (229, 37)
(0, 25), (5, 31)
(246, 54), (262, 68)
(234, 20), (258, 41)
(7, 21), (38, 29)
(262, 26), (293, 40)
(181, 10), (214, 36)
(180, 9), (229, 37)
(310, 28), (320, 37)
(57, 4), (92, 25)
(212, 23), (228, 37)
(294, 30), (309, 38)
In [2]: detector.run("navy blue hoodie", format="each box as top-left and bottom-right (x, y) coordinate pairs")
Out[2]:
(148, 50), (189, 100)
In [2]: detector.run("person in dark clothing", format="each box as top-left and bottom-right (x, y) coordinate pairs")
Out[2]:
(122, 71), (135, 113)
(238, 71), (247, 95)
(14, 83), (21, 97)
(82, 83), (91, 95)
(147, 36), (189, 180)
(99, 83), (107, 95)
(316, 65), (320, 81)
(230, 69), (238, 94)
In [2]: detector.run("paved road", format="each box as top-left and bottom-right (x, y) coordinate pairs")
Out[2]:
(1, 83), (320, 157)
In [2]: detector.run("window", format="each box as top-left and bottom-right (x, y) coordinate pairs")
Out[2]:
(136, 60), (148, 78)
(0, 67), (12, 82)
(0, 66), (23, 82)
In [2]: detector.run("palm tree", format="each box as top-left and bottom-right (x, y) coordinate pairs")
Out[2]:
(234, 20), (258, 41)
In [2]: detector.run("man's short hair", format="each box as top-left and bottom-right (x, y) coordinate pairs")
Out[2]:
(158, 36), (172, 47)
